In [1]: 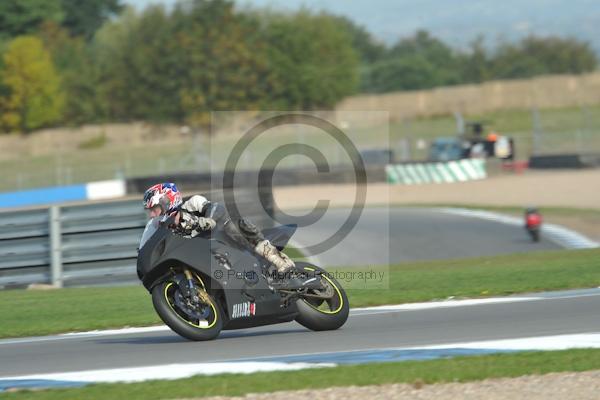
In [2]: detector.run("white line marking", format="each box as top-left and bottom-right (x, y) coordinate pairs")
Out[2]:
(351, 296), (541, 312)
(62, 325), (170, 337)
(2, 290), (600, 346)
(414, 332), (600, 351)
(350, 291), (600, 316)
(0, 326), (171, 346)
(229, 332), (600, 366)
(0, 362), (334, 383)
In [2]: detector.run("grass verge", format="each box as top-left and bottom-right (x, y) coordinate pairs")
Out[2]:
(281, 246), (305, 260)
(3, 349), (600, 399)
(344, 248), (600, 305)
(0, 248), (599, 339)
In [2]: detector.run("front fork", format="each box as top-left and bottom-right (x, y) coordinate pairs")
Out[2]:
(180, 268), (211, 304)
(183, 268), (195, 291)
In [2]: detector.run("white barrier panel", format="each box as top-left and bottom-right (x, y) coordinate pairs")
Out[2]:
(86, 180), (127, 200)
(386, 159), (486, 185)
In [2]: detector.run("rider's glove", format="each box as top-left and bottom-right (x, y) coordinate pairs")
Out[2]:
(179, 217), (194, 235)
(197, 217), (216, 231)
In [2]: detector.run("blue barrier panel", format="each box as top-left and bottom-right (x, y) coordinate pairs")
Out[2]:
(0, 185), (87, 209)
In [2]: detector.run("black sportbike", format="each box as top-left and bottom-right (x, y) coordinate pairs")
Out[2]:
(137, 216), (349, 341)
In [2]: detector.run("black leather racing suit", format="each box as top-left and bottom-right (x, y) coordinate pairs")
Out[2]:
(177, 195), (264, 249)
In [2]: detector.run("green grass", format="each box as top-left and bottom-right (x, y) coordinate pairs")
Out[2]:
(3, 349), (600, 399)
(1, 104), (600, 191)
(345, 248), (600, 305)
(1, 248), (599, 339)
(77, 133), (108, 150)
(282, 246), (306, 260)
(389, 105), (600, 160)
(0, 286), (158, 339)
(0, 141), (198, 190)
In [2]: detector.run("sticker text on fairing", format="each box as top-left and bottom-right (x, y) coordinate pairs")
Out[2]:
(232, 302), (256, 318)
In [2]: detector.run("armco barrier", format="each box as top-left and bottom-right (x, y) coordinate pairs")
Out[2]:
(386, 159), (487, 184)
(0, 180), (126, 209)
(0, 189), (273, 289)
(529, 154), (600, 169)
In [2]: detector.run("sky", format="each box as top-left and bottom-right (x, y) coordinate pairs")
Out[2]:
(123, 0), (600, 52)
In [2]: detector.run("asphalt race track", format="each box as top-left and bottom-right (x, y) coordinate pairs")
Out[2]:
(286, 207), (562, 267)
(2, 289), (600, 378)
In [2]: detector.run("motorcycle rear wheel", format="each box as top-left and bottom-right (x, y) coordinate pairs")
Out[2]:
(529, 228), (540, 242)
(294, 262), (349, 331)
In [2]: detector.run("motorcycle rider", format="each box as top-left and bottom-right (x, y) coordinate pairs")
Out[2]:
(524, 206), (542, 241)
(142, 182), (297, 277)
(524, 207), (542, 226)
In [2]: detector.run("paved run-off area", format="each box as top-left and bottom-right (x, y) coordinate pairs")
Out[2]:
(274, 169), (600, 210)
(274, 168), (600, 241)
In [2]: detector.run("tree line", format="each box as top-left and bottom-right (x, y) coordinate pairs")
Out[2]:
(0, 0), (596, 133)
(358, 30), (598, 93)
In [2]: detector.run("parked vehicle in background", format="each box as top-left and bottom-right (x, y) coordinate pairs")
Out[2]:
(428, 120), (515, 162)
(428, 137), (465, 161)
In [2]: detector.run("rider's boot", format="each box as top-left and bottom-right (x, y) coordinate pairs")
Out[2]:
(255, 240), (320, 290)
(255, 239), (295, 271)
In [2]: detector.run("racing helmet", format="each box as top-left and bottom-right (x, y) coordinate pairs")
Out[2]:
(143, 183), (183, 215)
(525, 206), (539, 215)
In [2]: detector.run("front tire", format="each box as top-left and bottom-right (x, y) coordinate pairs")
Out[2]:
(294, 262), (349, 331)
(151, 279), (223, 341)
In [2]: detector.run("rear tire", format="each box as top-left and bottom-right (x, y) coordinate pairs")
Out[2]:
(294, 262), (349, 331)
(152, 280), (223, 341)
(529, 229), (540, 242)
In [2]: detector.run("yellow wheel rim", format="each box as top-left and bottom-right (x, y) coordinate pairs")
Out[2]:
(302, 267), (344, 315)
(164, 282), (218, 329)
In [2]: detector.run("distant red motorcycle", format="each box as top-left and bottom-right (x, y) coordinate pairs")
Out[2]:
(525, 207), (542, 242)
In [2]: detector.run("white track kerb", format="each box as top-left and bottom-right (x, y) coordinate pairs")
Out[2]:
(439, 208), (600, 249)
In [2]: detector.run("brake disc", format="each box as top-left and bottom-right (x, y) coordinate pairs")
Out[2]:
(318, 281), (335, 298)
(173, 289), (211, 320)
(306, 280), (334, 298)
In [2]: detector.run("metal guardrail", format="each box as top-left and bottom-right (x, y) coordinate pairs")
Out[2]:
(0, 190), (273, 289)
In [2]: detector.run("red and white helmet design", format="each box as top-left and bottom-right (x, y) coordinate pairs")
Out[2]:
(143, 183), (183, 215)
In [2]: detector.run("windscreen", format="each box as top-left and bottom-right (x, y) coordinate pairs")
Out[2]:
(139, 217), (160, 250)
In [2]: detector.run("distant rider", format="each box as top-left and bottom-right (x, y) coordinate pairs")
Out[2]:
(524, 207), (542, 229)
(142, 182), (296, 274)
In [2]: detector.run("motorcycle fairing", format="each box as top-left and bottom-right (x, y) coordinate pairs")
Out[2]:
(137, 224), (298, 329)
(261, 224), (297, 250)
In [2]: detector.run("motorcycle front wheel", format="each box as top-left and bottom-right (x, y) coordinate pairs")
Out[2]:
(151, 273), (223, 341)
